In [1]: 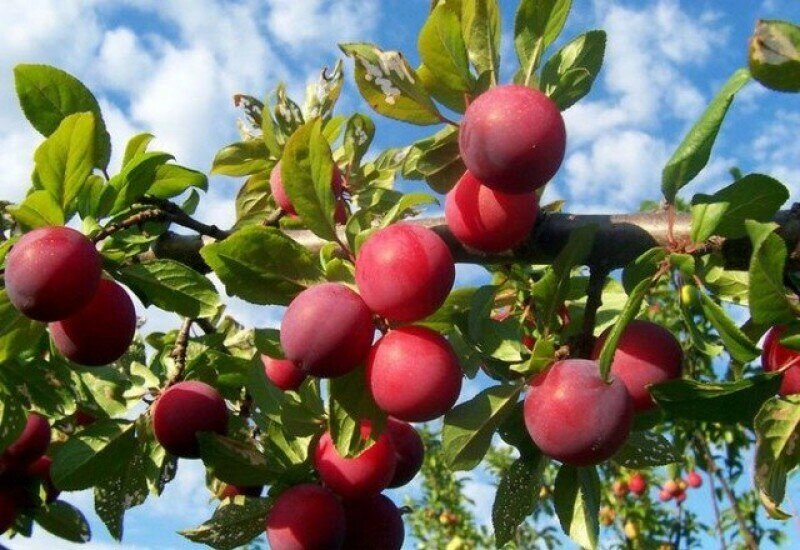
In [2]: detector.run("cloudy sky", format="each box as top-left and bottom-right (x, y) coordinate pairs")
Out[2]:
(2, 0), (800, 548)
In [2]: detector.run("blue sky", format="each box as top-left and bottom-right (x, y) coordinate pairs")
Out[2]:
(1, 0), (800, 548)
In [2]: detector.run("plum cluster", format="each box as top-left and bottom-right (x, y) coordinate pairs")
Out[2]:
(658, 471), (703, 505)
(0, 414), (57, 533)
(5, 226), (136, 366)
(266, 418), (423, 550)
(525, 320), (684, 466)
(445, 84), (566, 253)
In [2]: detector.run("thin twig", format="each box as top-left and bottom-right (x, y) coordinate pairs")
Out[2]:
(92, 208), (166, 242)
(195, 318), (217, 334)
(168, 318), (194, 387)
(706, 461), (729, 550)
(140, 196), (229, 240)
(262, 208), (285, 227)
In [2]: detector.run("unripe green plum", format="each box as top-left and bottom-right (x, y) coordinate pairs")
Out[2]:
(591, 320), (683, 411)
(762, 326), (800, 395)
(343, 494), (404, 550)
(459, 85), (566, 193)
(5, 226), (101, 321)
(386, 418), (424, 488)
(262, 355), (306, 391)
(523, 359), (633, 466)
(266, 484), (346, 549)
(152, 381), (229, 458)
(445, 171), (539, 253)
(49, 279), (137, 366)
(280, 283), (374, 378)
(355, 223), (455, 323)
(367, 326), (462, 422)
(314, 421), (397, 500)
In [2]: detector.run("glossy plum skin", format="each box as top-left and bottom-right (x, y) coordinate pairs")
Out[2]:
(314, 422), (397, 500)
(355, 223), (455, 323)
(5, 226), (101, 321)
(386, 418), (425, 488)
(49, 279), (137, 366)
(591, 320), (683, 411)
(367, 326), (462, 422)
(152, 381), (229, 458)
(262, 355), (306, 391)
(1, 413), (51, 470)
(266, 484), (346, 550)
(26, 456), (60, 503)
(628, 473), (647, 496)
(0, 490), (17, 534)
(343, 494), (405, 550)
(459, 85), (566, 193)
(762, 326), (800, 395)
(270, 160), (344, 217)
(445, 171), (539, 253)
(280, 283), (374, 378)
(219, 484), (263, 499)
(686, 471), (703, 488)
(523, 359), (633, 466)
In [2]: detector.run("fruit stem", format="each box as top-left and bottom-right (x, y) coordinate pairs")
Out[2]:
(578, 265), (609, 363)
(262, 208), (285, 227)
(167, 317), (195, 388)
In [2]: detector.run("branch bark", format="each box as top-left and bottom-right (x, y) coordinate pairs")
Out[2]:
(139, 209), (800, 274)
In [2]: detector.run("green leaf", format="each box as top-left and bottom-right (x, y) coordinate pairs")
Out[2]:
(51, 420), (136, 491)
(122, 133), (155, 166)
(442, 384), (523, 471)
(650, 374), (783, 425)
(118, 259), (221, 319)
(749, 20), (800, 93)
(34, 501), (91, 543)
(211, 140), (269, 177)
(329, 368), (387, 458)
(14, 64), (111, 169)
(109, 151), (173, 214)
(304, 60), (345, 120)
(180, 497), (272, 550)
(554, 465), (600, 550)
(662, 69), (750, 203)
(0, 389), (27, 455)
(541, 30), (606, 110)
(198, 433), (279, 487)
(340, 43), (443, 125)
(404, 125), (465, 193)
(514, 0), (573, 85)
(0, 290), (47, 364)
(691, 174), (788, 241)
(419, 287), (477, 333)
(468, 285), (524, 362)
(343, 113), (376, 167)
(200, 226), (323, 306)
(621, 247), (666, 294)
(754, 395), (800, 519)
(33, 112), (96, 213)
(596, 277), (650, 381)
(418, 4), (474, 94)
(234, 172), (271, 229)
(281, 120), (338, 241)
(461, 0), (501, 83)
(148, 164), (208, 199)
(379, 192), (438, 227)
(698, 292), (760, 363)
(612, 431), (681, 468)
(747, 220), (795, 326)
(8, 190), (65, 229)
(513, 336), (556, 377)
(273, 84), (305, 139)
(492, 454), (546, 546)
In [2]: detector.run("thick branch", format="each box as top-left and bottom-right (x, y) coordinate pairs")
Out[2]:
(140, 209), (800, 274)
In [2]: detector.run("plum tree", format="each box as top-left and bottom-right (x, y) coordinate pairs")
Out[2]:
(218, 484), (262, 499)
(269, 160), (343, 216)
(445, 171), (539, 253)
(280, 283), (374, 378)
(761, 326), (800, 395)
(355, 223), (455, 322)
(523, 359), (633, 466)
(367, 326), (462, 422)
(265, 484), (346, 550)
(0, 413), (50, 472)
(4, 226), (101, 321)
(262, 355), (306, 391)
(458, 84), (566, 193)
(386, 418), (424, 488)
(49, 278), (137, 366)
(591, 320), (683, 411)
(152, 381), (229, 458)
(343, 494), (405, 550)
(25, 456), (59, 503)
(629, 473), (647, 496)
(314, 421), (397, 500)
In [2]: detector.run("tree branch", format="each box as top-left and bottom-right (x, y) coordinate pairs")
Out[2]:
(138, 209), (800, 274)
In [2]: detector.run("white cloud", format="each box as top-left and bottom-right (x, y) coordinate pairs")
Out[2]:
(752, 110), (800, 200)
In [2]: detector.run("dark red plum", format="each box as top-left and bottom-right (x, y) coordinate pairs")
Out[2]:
(266, 484), (346, 549)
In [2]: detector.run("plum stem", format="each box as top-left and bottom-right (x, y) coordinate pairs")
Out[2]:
(167, 318), (195, 388)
